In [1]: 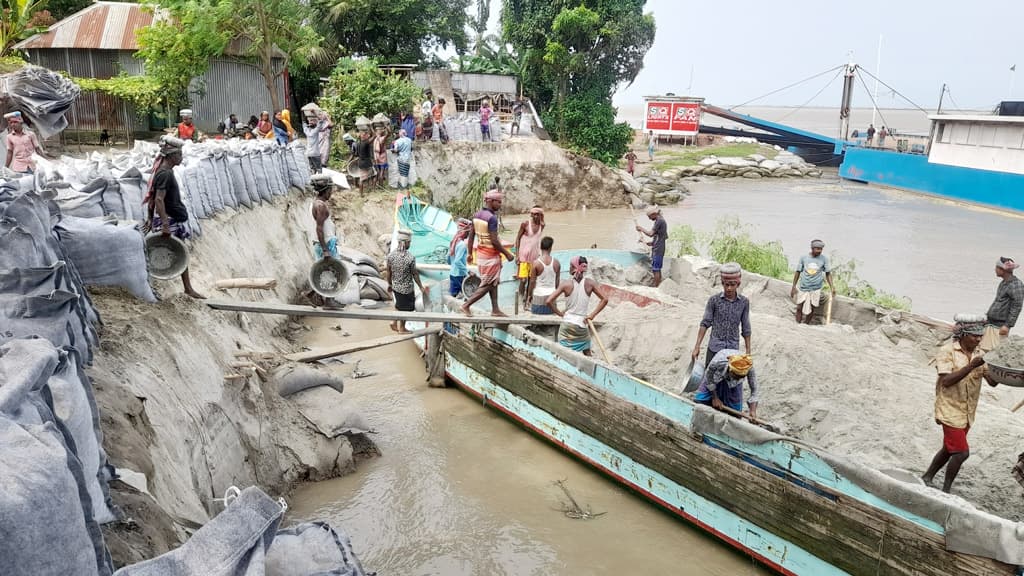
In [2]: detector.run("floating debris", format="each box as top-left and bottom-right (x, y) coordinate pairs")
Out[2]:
(553, 479), (606, 520)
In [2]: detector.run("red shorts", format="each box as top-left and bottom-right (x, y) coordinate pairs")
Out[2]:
(942, 424), (970, 453)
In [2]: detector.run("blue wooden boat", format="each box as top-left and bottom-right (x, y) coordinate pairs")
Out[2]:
(396, 194), (1022, 575)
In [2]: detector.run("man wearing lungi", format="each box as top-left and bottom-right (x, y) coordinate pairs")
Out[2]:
(546, 256), (609, 356)
(461, 190), (515, 316)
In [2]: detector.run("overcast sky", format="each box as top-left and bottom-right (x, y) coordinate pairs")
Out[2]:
(611, 0), (1024, 110)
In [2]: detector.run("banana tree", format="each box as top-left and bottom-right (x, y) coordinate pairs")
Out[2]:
(1, 0), (49, 57)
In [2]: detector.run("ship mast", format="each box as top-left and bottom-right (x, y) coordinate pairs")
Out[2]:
(838, 57), (857, 142)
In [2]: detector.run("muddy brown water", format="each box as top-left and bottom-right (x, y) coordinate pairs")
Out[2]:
(287, 317), (765, 575)
(287, 177), (1022, 574)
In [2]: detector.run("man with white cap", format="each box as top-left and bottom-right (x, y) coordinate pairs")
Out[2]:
(922, 314), (997, 492)
(387, 229), (429, 333)
(691, 262), (752, 367)
(143, 136), (205, 299)
(4, 111), (45, 174)
(461, 189), (515, 316)
(636, 205), (667, 287)
(982, 257), (1023, 350)
(173, 109), (201, 142)
(790, 239), (835, 324)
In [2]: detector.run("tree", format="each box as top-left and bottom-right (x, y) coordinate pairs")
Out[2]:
(449, 34), (526, 96)
(500, 0), (655, 165)
(318, 58), (422, 129)
(135, 1), (230, 109)
(312, 0), (470, 64)
(1, 0), (50, 57)
(45, 0), (90, 21)
(139, 0), (320, 114)
(469, 0), (490, 54)
(217, 0), (320, 113)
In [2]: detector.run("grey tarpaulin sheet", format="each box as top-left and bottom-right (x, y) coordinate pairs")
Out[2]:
(114, 486), (283, 576)
(265, 521), (368, 576)
(0, 65), (81, 139)
(0, 338), (113, 576)
(690, 404), (1024, 564)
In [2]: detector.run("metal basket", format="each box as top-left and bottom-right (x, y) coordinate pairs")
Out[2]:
(145, 234), (189, 280)
(309, 257), (351, 298)
(986, 362), (1024, 387)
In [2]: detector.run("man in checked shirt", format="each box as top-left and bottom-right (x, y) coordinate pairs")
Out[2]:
(691, 262), (752, 368)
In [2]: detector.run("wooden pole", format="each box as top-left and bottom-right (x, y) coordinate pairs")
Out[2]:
(1012, 398), (1024, 413)
(426, 330), (446, 387)
(206, 299), (575, 326)
(215, 277), (278, 291)
(284, 327), (442, 362)
(588, 319), (612, 364)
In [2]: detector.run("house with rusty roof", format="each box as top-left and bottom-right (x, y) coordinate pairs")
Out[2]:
(13, 1), (288, 141)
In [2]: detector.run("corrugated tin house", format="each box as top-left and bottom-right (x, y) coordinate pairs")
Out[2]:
(410, 70), (518, 115)
(14, 1), (287, 140)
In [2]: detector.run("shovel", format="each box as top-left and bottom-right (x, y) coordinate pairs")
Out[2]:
(826, 293), (834, 325)
(718, 404), (783, 434)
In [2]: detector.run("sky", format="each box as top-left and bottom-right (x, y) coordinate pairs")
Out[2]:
(611, 0), (1024, 111)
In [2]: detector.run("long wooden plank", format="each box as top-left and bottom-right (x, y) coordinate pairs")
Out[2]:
(284, 327), (442, 362)
(445, 332), (1012, 576)
(206, 299), (570, 326)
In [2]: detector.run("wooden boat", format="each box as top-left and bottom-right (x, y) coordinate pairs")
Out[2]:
(395, 194), (1022, 575)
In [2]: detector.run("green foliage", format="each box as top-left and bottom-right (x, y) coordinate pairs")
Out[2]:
(450, 34), (525, 94)
(445, 171), (492, 220)
(828, 253), (911, 311)
(668, 224), (699, 257)
(45, 0), (90, 20)
(667, 217), (911, 311)
(1, 0), (50, 56)
(311, 0), (470, 65)
(135, 2), (229, 108)
(703, 216), (792, 280)
(541, 96), (632, 164)
(72, 75), (164, 109)
(319, 58), (422, 129)
(0, 54), (25, 73)
(502, 0), (656, 108)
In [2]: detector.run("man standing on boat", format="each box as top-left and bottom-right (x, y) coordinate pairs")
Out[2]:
(515, 206), (545, 310)
(528, 236), (560, 314)
(694, 350), (758, 422)
(636, 205), (667, 287)
(546, 256), (609, 356)
(790, 239), (835, 324)
(691, 263), (752, 367)
(922, 314), (996, 493)
(982, 257), (1023, 350)
(461, 190), (515, 316)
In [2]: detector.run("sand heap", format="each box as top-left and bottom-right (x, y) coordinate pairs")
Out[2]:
(590, 257), (1024, 519)
(988, 336), (1024, 368)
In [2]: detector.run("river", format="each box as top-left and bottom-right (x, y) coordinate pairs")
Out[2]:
(287, 176), (1023, 575)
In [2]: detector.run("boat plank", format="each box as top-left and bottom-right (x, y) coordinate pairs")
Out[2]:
(445, 333), (1012, 576)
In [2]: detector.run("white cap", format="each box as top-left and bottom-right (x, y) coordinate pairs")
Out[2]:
(179, 109), (193, 117)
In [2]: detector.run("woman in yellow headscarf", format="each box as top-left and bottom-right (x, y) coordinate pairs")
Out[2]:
(694, 348), (758, 421)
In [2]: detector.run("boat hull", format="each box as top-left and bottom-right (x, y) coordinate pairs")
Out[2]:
(436, 325), (1014, 576)
(839, 147), (1024, 213)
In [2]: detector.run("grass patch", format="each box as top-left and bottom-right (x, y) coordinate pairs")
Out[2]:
(652, 142), (777, 171)
(668, 217), (911, 311)
(0, 56), (26, 75)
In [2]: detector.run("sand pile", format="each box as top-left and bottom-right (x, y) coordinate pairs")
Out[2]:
(988, 336), (1024, 368)
(594, 261), (1024, 519)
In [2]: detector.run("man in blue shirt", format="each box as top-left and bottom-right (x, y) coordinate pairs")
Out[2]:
(448, 218), (471, 297)
(691, 262), (752, 367)
(790, 239), (835, 324)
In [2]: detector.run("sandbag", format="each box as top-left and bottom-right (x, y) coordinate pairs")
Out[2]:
(55, 216), (156, 302)
(178, 166), (209, 219)
(288, 387), (370, 437)
(48, 346), (115, 523)
(226, 157), (253, 209)
(56, 179), (105, 219)
(199, 157), (226, 213)
(271, 362), (344, 397)
(113, 486), (282, 576)
(117, 167), (146, 221)
(0, 263), (99, 352)
(337, 247), (375, 268)
(284, 144), (304, 189)
(0, 290), (92, 361)
(211, 155), (236, 210)
(352, 264), (380, 278)
(249, 152), (274, 202)
(266, 522), (368, 576)
(268, 150), (288, 196)
(0, 339), (113, 576)
(239, 154), (262, 206)
(0, 221), (62, 269)
(358, 276), (390, 301)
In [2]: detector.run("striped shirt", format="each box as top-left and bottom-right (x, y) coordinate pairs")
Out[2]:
(700, 293), (751, 353)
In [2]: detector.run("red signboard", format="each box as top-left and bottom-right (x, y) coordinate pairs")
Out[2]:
(670, 102), (701, 133)
(644, 101), (672, 131)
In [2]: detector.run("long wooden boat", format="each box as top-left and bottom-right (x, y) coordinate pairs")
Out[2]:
(395, 194), (1022, 575)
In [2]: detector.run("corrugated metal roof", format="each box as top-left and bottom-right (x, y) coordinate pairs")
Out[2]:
(13, 2), (154, 51)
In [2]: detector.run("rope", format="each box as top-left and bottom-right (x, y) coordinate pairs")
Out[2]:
(729, 65), (846, 110)
(777, 67), (845, 122)
(857, 67), (930, 114)
(944, 86), (964, 113)
(856, 73), (891, 131)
